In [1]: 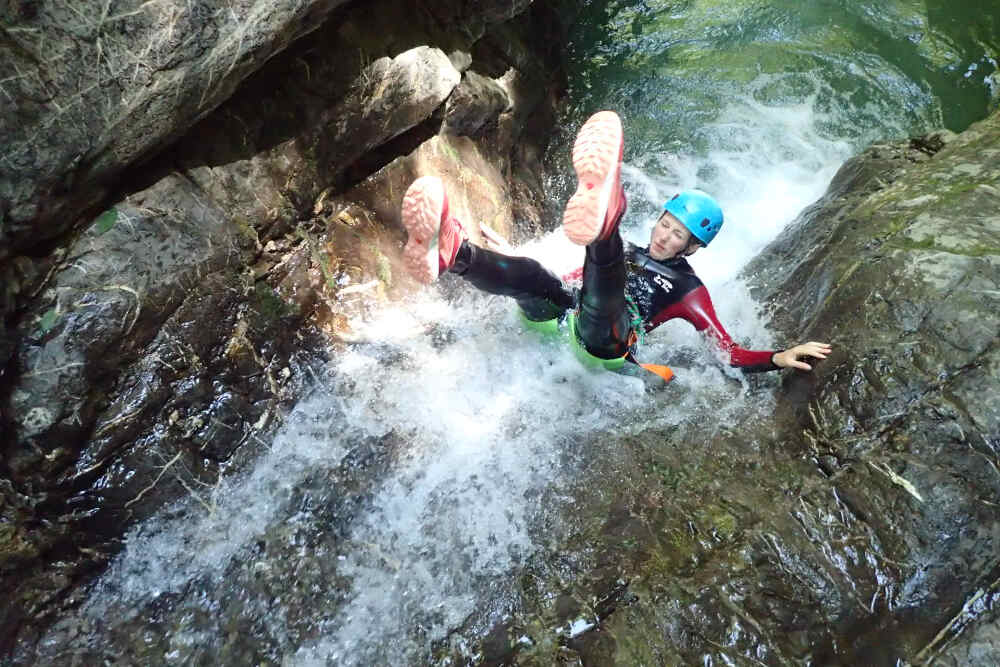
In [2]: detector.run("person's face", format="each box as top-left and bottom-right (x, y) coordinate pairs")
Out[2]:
(649, 211), (700, 260)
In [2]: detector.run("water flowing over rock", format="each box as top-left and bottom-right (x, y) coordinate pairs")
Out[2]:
(0, 0), (566, 654)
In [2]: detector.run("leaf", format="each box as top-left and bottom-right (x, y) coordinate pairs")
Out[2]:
(38, 308), (59, 334)
(869, 461), (924, 502)
(94, 208), (118, 235)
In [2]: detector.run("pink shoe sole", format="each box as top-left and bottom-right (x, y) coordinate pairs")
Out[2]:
(401, 176), (446, 284)
(562, 111), (624, 245)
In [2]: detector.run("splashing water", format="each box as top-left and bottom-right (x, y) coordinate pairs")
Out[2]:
(83, 291), (669, 665)
(70, 83), (879, 667)
(41, 1), (1000, 663)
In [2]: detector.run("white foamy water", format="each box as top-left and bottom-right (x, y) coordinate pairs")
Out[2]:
(618, 72), (921, 288)
(62, 72), (911, 665)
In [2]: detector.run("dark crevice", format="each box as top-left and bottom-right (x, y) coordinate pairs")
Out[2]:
(339, 105), (448, 193)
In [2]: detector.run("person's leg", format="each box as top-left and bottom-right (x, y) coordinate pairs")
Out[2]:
(451, 241), (574, 320)
(562, 111), (632, 359)
(576, 229), (631, 358)
(401, 176), (573, 321)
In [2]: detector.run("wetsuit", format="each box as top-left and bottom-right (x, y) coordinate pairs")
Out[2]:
(449, 230), (778, 372)
(622, 242), (778, 372)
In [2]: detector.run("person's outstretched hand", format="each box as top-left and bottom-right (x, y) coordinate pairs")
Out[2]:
(772, 342), (832, 371)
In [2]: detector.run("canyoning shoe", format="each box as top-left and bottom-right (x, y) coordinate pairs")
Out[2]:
(401, 175), (466, 284)
(562, 110), (627, 245)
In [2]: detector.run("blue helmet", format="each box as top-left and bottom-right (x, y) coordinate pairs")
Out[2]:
(663, 190), (724, 246)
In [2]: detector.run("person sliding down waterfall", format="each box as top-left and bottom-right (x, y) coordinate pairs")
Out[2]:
(400, 110), (831, 380)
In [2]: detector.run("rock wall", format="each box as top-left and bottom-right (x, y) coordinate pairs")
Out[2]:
(0, 0), (350, 256)
(0, 0), (567, 654)
(746, 108), (1000, 662)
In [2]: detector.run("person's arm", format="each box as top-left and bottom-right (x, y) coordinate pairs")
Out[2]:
(648, 286), (779, 372)
(650, 286), (831, 372)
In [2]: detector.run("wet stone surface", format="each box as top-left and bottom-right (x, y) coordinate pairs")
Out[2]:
(0, 170), (324, 654)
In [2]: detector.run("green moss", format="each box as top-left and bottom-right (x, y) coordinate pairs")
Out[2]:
(884, 214), (910, 235)
(647, 459), (683, 492)
(626, 524), (700, 578)
(608, 608), (669, 665)
(92, 208), (118, 235)
(252, 282), (297, 322)
(856, 171), (998, 254)
(298, 229), (339, 292)
(361, 239), (392, 288)
(901, 236), (935, 250)
(850, 199), (906, 237)
(701, 505), (738, 539)
(886, 238), (1000, 257)
(231, 215), (259, 244)
(36, 308), (60, 335)
(940, 179), (984, 198)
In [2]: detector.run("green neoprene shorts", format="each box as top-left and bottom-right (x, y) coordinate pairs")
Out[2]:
(517, 308), (626, 371)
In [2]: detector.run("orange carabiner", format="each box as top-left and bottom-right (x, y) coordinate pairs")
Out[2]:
(636, 362), (674, 382)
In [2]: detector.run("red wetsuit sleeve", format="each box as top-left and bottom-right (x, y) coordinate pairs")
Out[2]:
(648, 286), (779, 372)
